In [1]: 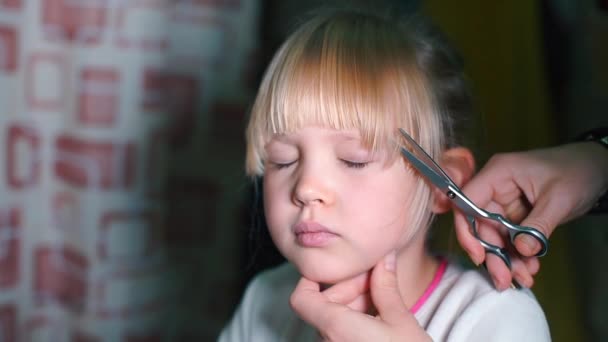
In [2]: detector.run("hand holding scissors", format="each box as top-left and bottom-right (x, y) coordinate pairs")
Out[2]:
(398, 129), (549, 288)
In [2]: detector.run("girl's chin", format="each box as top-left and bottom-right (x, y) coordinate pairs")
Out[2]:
(296, 264), (370, 285)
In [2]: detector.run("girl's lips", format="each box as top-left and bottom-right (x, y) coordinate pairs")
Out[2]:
(296, 231), (338, 247)
(293, 221), (338, 247)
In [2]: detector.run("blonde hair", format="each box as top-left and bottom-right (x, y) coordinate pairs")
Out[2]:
(245, 8), (470, 235)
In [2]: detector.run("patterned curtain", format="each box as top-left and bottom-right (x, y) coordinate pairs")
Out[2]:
(0, 0), (258, 340)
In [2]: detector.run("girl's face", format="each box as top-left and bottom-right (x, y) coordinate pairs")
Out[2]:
(263, 126), (424, 284)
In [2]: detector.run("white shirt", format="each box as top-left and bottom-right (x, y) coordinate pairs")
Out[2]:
(219, 261), (551, 342)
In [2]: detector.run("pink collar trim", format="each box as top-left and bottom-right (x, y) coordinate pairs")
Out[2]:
(409, 258), (448, 314)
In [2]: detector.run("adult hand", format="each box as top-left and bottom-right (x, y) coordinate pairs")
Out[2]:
(454, 142), (608, 290)
(290, 252), (431, 342)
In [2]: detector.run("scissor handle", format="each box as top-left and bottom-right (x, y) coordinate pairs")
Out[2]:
(486, 213), (549, 257)
(467, 216), (512, 269)
(447, 186), (549, 258)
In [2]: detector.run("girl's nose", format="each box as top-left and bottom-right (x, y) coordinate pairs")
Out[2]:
(292, 168), (335, 207)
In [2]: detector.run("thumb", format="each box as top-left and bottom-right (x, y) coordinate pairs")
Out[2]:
(516, 194), (565, 256)
(370, 251), (412, 325)
(370, 252), (433, 341)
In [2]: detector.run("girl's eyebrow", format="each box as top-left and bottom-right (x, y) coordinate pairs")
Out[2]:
(336, 133), (360, 140)
(333, 133), (364, 144)
(264, 134), (294, 150)
(267, 134), (293, 144)
(325, 131), (361, 142)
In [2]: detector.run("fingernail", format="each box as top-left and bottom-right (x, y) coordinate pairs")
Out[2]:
(473, 254), (483, 267)
(384, 251), (396, 272)
(492, 277), (504, 292)
(469, 251), (483, 267)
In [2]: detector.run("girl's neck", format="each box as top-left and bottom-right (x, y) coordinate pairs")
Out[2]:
(395, 237), (441, 310)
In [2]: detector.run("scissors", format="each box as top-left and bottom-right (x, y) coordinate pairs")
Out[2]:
(398, 128), (549, 270)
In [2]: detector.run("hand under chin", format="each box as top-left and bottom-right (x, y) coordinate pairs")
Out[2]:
(298, 267), (376, 314)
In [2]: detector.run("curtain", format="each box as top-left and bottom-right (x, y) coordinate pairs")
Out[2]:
(0, 0), (258, 340)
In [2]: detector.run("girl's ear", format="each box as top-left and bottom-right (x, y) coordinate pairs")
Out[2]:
(431, 147), (476, 214)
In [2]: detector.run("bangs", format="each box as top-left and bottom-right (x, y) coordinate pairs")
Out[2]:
(246, 11), (442, 175)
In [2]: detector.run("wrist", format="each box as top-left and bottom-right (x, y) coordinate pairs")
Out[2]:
(575, 128), (608, 214)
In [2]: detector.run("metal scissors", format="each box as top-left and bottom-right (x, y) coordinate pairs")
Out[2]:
(398, 128), (549, 270)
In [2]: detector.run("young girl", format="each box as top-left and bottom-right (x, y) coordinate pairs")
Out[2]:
(220, 7), (550, 342)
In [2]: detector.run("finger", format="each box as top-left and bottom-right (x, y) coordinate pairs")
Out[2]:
(323, 271), (371, 305)
(454, 211), (486, 266)
(502, 195), (532, 224)
(292, 279), (384, 342)
(290, 277), (323, 313)
(290, 277), (345, 330)
(345, 292), (372, 313)
(515, 193), (567, 256)
(484, 253), (513, 291)
(510, 256), (534, 288)
(523, 256), (540, 275)
(460, 154), (515, 207)
(370, 252), (431, 340)
(370, 251), (409, 324)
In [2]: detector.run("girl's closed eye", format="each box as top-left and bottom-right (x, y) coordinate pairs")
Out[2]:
(339, 151), (376, 169)
(340, 159), (370, 169)
(338, 147), (376, 169)
(265, 139), (299, 170)
(271, 160), (297, 169)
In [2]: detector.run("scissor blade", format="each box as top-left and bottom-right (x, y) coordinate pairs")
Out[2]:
(398, 128), (458, 184)
(399, 129), (487, 218)
(398, 129), (454, 180)
(400, 147), (451, 192)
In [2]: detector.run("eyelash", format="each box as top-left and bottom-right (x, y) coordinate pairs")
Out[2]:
(273, 161), (296, 169)
(341, 160), (369, 169)
(270, 159), (370, 170)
